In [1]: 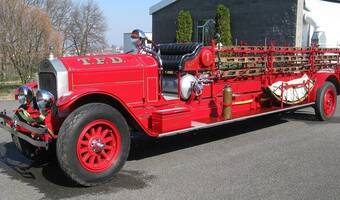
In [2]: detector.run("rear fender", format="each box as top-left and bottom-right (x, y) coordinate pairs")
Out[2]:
(311, 72), (340, 101)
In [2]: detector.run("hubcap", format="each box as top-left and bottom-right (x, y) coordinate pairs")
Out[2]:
(323, 88), (336, 116)
(91, 139), (105, 153)
(77, 120), (121, 173)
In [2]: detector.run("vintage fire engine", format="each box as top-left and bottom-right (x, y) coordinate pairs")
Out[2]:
(1, 29), (340, 186)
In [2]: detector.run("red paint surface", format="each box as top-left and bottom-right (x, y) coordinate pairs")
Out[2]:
(18, 45), (340, 139)
(323, 87), (336, 116)
(76, 119), (121, 173)
(151, 107), (191, 132)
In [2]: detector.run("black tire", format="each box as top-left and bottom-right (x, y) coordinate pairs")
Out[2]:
(315, 81), (337, 121)
(56, 103), (130, 186)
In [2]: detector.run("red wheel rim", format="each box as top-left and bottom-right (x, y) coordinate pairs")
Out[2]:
(323, 88), (336, 116)
(76, 120), (121, 173)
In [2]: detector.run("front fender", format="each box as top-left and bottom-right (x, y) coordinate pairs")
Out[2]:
(56, 88), (125, 111)
(55, 88), (157, 137)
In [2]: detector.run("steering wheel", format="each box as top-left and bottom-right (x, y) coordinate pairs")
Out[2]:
(131, 29), (162, 66)
(131, 29), (158, 52)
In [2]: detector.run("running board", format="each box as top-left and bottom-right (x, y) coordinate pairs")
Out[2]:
(158, 103), (315, 138)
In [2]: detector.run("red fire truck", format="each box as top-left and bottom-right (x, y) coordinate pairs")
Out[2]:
(1, 30), (339, 186)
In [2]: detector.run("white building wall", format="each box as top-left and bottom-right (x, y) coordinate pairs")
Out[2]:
(303, 0), (340, 48)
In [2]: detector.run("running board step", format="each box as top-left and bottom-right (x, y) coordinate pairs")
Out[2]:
(159, 103), (315, 138)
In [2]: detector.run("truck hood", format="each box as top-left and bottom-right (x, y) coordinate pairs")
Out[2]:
(59, 53), (158, 73)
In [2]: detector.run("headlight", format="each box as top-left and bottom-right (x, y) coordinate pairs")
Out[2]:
(18, 86), (33, 105)
(36, 89), (55, 116)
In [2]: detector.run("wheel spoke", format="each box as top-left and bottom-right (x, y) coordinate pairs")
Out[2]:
(90, 128), (96, 136)
(80, 140), (88, 146)
(89, 155), (96, 165)
(96, 126), (103, 136)
(104, 145), (114, 151)
(101, 129), (109, 138)
(101, 151), (109, 159)
(79, 147), (88, 154)
(82, 153), (91, 163)
(103, 137), (113, 144)
(84, 133), (91, 140)
(96, 155), (102, 163)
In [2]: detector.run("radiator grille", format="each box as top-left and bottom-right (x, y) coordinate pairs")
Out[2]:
(39, 72), (57, 98)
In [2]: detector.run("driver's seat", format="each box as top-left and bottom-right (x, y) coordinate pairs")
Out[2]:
(159, 43), (202, 71)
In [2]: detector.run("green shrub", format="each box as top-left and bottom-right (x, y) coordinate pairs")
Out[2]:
(215, 4), (232, 46)
(176, 10), (193, 43)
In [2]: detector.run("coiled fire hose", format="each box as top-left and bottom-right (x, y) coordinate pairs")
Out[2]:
(16, 109), (56, 138)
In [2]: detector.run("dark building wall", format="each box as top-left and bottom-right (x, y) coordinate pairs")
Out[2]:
(152, 0), (298, 46)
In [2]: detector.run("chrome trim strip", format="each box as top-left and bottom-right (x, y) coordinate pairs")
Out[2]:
(0, 123), (49, 149)
(15, 120), (47, 135)
(158, 103), (315, 138)
(14, 130), (49, 148)
(72, 80), (143, 87)
(49, 59), (69, 98)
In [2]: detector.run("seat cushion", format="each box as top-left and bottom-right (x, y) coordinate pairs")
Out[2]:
(159, 43), (201, 55)
(159, 43), (202, 71)
(161, 55), (182, 71)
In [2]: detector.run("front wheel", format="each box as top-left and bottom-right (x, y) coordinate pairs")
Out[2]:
(56, 103), (130, 186)
(315, 82), (337, 121)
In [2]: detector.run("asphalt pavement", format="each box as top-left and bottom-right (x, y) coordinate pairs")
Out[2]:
(0, 100), (340, 200)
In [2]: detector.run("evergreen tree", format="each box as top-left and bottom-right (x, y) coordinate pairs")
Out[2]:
(215, 4), (232, 46)
(176, 10), (193, 43)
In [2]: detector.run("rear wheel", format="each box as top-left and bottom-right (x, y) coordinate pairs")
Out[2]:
(315, 82), (337, 121)
(57, 103), (130, 186)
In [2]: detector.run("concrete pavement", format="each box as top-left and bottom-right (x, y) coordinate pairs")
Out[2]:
(0, 100), (340, 200)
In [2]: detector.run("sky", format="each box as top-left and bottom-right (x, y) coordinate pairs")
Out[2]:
(75, 0), (161, 46)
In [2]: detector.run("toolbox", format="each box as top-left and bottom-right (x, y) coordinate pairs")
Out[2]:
(152, 107), (191, 133)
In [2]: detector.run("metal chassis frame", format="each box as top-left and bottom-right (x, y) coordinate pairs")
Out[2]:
(0, 113), (50, 149)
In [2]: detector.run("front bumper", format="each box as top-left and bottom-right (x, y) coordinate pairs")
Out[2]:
(0, 111), (50, 149)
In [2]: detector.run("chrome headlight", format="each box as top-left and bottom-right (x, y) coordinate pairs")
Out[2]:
(36, 89), (55, 116)
(18, 86), (33, 105)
